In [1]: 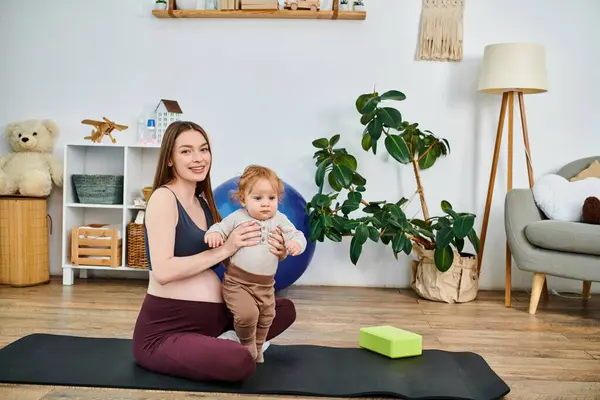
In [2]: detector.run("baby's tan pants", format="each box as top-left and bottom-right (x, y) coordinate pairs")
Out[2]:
(222, 264), (276, 351)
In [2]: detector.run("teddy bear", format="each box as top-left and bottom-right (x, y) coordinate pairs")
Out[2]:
(0, 119), (63, 197)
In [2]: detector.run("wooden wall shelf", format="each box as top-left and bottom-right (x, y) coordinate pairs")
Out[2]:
(152, 0), (366, 20)
(152, 9), (366, 20)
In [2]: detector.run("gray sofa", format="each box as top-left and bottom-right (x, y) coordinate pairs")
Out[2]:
(505, 156), (600, 314)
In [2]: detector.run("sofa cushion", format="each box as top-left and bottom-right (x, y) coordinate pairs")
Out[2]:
(570, 159), (600, 181)
(532, 173), (600, 221)
(525, 220), (600, 256)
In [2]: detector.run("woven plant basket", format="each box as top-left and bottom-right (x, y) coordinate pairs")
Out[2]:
(126, 222), (148, 269)
(410, 245), (479, 304)
(72, 174), (124, 204)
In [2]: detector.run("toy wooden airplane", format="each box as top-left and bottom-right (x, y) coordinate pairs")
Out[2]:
(82, 117), (128, 143)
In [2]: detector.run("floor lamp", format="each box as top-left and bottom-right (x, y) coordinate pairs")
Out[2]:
(476, 43), (548, 308)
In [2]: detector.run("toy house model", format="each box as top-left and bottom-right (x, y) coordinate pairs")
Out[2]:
(155, 99), (183, 142)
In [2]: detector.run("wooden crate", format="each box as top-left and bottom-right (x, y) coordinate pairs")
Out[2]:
(70, 225), (122, 267)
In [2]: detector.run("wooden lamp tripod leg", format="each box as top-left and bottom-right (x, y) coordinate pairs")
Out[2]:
(517, 92), (548, 300)
(477, 92), (508, 278)
(505, 92), (514, 307)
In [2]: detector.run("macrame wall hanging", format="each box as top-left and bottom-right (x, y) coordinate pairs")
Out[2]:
(416, 0), (465, 62)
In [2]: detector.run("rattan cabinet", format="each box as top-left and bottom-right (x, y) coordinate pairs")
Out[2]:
(61, 143), (159, 285)
(0, 196), (50, 287)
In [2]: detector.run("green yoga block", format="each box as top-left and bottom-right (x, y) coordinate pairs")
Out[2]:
(359, 325), (422, 358)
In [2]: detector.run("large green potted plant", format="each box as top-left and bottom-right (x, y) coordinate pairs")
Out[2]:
(306, 89), (481, 303)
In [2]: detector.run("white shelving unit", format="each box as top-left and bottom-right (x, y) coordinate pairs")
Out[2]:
(61, 142), (161, 285)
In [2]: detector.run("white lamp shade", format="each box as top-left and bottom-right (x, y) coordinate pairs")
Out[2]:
(478, 43), (548, 94)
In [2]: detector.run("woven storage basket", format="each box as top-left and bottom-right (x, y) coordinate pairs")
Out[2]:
(0, 196), (50, 286)
(142, 187), (153, 202)
(72, 174), (124, 204)
(126, 222), (148, 269)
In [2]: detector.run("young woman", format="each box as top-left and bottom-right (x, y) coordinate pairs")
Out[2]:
(132, 121), (296, 382)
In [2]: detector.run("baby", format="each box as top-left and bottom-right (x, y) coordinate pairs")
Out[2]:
(205, 165), (307, 363)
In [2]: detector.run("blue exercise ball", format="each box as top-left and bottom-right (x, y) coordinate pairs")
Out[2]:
(212, 176), (316, 292)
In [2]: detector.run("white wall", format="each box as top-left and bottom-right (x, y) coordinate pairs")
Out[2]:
(1, 0), (599, 292)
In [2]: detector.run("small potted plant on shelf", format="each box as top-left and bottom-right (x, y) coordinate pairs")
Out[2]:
(353, 0), (364, 11)
(155, 0), (167, 10)
(340, 0), (350, 11)
(305, 89), (481, 304)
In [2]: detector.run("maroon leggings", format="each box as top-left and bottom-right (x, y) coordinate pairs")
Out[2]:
(132, 293), (296, 382)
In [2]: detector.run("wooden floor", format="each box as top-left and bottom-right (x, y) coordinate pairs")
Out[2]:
(0, 278), (599, 400)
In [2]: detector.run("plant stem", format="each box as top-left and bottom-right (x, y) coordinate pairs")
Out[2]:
(411, 158), (429, 221)
(407, 233), (434, 249)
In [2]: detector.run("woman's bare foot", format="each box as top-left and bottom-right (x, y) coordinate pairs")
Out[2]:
(245, 344), (258, 360)
(256, 345), (264, 363)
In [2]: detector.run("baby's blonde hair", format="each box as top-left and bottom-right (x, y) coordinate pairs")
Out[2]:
(232, 165), (284, 204)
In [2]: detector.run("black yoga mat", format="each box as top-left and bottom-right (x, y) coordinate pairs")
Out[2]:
(0, 333), (509, 400)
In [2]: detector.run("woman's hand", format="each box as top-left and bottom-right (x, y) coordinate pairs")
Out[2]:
(269, 227), (288, 261)
(222, 221), (261, 257)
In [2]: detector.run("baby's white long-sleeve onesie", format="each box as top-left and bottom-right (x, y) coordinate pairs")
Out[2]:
(206, 208), (307, 276)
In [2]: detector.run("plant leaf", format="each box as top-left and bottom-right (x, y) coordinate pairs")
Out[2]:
(361, 132), (372, 151)
(467, 228), (480, 253)
(384, 134), (411, 164)
(360, 110), (376, 125)
(329, 134), (340, 146)
(392, 232), (407, 253)
(351, 172), (367, 186)
(435, 226), (454, 249)
(325, 229), (343, 242)
(453, 215), (475, 239)
(331, 164), (353, 188)
(434, 246), (454, 272)
(368, 226), (380, 242)
(454, 237), (465, 253)
(341, 200), (360, 216)
(310, 194), (331, 208)
(380, 90), (406, 101)
(355, 92), (378, 114)
(367, 118), (383, 141)
(355, 224), (369, 245)
(418, 147), (436, 170)
(334, 153), (358, 171)
(332, 215), (347, 232)
(441, 200), (453, 213)
(309, 215), (324, 242)
(362, 96), (381, 114)
(312, 138), (329, 149)
(376, 107), (402, 129)
(348, 191), (362, 204)
(315, 159), (328, 188)
(363, 204), (381, 214)
(328, 170), (342, 191)
(403, 237), (413, 254)
(349, 235), (363, 265)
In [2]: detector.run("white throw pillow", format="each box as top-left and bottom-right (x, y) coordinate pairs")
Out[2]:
(532, 174), (600, 221)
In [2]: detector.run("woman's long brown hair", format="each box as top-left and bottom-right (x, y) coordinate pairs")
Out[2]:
(151, 121), (222, 224)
